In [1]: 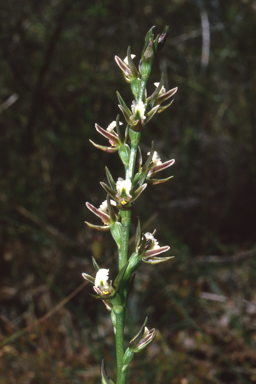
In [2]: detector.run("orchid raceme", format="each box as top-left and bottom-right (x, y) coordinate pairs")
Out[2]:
(83, 26), (177, 384)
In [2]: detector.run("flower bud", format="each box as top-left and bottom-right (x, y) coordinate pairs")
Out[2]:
(157, 25), (169, 52)
(132, 326), (156, 352)
(128, 317), (156, 353)
(140, 26), (169, 80)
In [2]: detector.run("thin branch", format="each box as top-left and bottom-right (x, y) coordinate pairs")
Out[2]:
(200, 7), (210, 69)
(0, 93), (19, 113)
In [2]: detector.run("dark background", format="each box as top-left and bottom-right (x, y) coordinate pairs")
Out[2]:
(1, 0), (256, 383)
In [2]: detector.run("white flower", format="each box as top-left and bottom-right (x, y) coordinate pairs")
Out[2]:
(154, 82), (166, 96)
(144, 232), (160, 250)
(99, 200), (116, 213)
(131, 100), (146, 120)
(95, 268), (109, 288)
(147, 151), (162, 166)
(107, 120), (123, 132)
(116, 178), (132, 199)
(124, 54), (136, 65)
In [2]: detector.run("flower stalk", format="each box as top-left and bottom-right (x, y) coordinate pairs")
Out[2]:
(82, 26), (177, 384)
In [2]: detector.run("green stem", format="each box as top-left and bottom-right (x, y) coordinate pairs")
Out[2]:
(126, 131), (141, 180)
(118, 209), (131, 271)
(138, 78), (147, 102)
(114, 128), (141, 384)
(114, 306), (125, 384)
(114, 234), (128, 384)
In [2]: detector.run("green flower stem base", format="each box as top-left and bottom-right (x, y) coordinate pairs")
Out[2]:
(114, 305), (125, 384)
(115, 208), (132, 381)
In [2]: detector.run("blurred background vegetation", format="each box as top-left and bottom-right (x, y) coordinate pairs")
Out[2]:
(1, 0), (256, 383)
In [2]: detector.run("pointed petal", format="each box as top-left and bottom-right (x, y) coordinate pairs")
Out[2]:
(157, 25), (169, 51)
(107, 195), (116, 223)
(86, 202), (111, 224)
(116, 91), (132, 116)
(144, 245), (170, 257)
(81, 272), (95, 284)
(115, 115), (124, 143)
(145, 105), (160, 123)
(138, 234), (146, 255)
(147, 73), (165, 107)
(95, 124), (119, 145)
(142, 255), (175, 264)
(129, 317), (148, 348)
(92, 256), (100, 272)
(133, 328), (156, 352)
(147, 175), (174, 185)
(84, 221), (110, 231)
(127, 46), (138, 77)
(100, 182), (117, 201)
(142, 141), (155, 173)
(132, 171), (141, 187)
(105, 167), (117, 191)
(131, 183), (147, 202)
(157, 99), (174, 114)
(118, 105), (132, 125)
(89, 140), (118, 153)
(148, 159), (175, 176)
(154, 33), (160, 52)
(115, 55), (132, 77)
(158, 87), (178, 104)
